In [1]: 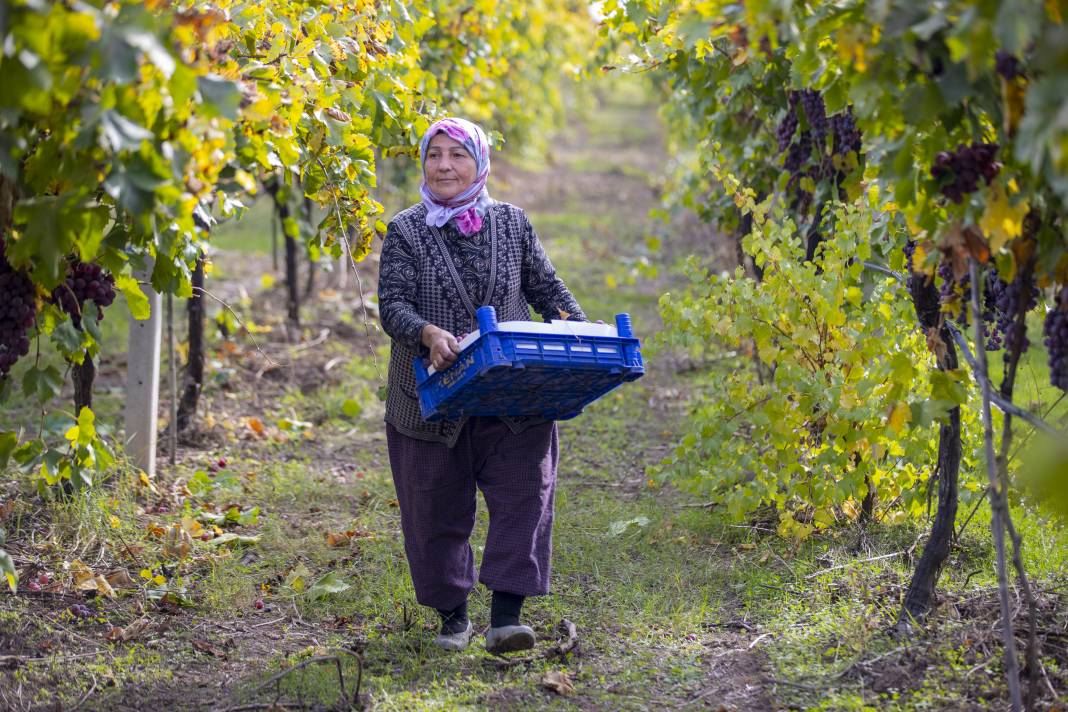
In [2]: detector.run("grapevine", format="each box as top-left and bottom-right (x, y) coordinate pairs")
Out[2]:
(929, 143), (1001, 204)
(0, 240), (36, 378)
(995, 50), (1024, 80)
(937, 258), (1000, 347)
(0, 0), (594, 474)
(51, 260), (117, 329)
(776, 93), (800, 152)
(1043, 287), (1068, 391)
(988, 268), (1039, 357)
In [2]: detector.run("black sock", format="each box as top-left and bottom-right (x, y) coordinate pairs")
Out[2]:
(490, 591), (524, 628)
(436, 600), (469, 635)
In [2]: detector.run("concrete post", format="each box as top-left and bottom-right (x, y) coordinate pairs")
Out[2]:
(124, 268), (162, 476)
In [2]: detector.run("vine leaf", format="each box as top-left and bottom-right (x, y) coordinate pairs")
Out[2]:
(925, 327), (949, 363)
(0, 551), (16, 593)
(980, 183), (1028, 253)
(942, 223), (990, 280)
(306, 571), (350, 600)
(0, 432), (17, 470)
(541, 670), (575, 696)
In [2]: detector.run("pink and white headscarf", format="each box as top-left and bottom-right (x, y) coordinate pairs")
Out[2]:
(419, 117), (493, 236)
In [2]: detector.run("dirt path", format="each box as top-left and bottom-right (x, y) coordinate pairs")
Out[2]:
(0, 90), (779, 711)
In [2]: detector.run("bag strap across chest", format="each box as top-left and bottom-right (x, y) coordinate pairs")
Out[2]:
(428, 209), (499, 320)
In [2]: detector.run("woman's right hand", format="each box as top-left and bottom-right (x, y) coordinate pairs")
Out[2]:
(421, 324), (462, 371)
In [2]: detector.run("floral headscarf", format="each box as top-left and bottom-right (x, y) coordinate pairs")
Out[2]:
(419, 117), (493, 236)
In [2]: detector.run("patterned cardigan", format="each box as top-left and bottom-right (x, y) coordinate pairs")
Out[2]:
(378, 201), (587, 446)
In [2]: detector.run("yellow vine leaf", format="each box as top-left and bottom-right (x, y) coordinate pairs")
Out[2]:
(1047, 0), (1062, 23)
(980, 183), (1029, 253)
(1001, 76), (1027, 136)
(888, 402), (910, 434)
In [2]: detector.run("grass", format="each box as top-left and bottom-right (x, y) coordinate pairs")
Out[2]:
(211, 197), (277, 256)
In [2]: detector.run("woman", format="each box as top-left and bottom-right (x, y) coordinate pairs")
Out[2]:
(377, 117), (587, 653)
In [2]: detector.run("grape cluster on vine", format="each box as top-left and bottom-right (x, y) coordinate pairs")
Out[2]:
(938, 259), (969, 322)
(0, 240), (37, 377)
(830, 110), (862, 156)
(1044, 287), (1068, 391)
(775, 90), (864, 214)
(783, 131), (812, 175)
(939, 259), (1040, 355)
(903, 240), (917, 273)
(994, 50), (1024, 80)
(799, 90), (827, 140)
(51, 260), (116, 329)
(929, 142), (1000, 204)
(987, 267), (1038, 356)
(982, 272), (1003, 351)
(937, 259), (996, 347)
(776, 93), (800, 152)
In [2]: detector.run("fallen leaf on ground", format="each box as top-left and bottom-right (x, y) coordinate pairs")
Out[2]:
(203, 532), (260, 547)
(305, 571), (350, 600)
(541, 670), (575, 696)
(325, 531), (353, 547)
(181, 516), (205, 538)
(106, 617), (152, 642)
(192, 638), (227, 658)
(324, 529), (373, 547)
(163, 524), (194, 559)
(94, 575), (117, 599)
(246, 417), (267, 437)
(72, 565), (117, 598)
(137, 471), (158, 493)
(106, 569), (135, 589)
(68, 561), (104, 593)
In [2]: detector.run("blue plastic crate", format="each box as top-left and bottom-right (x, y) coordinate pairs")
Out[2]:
(413, 306), (645, 421)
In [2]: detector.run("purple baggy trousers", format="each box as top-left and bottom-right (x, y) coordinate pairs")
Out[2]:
(386, 417), (559, 611)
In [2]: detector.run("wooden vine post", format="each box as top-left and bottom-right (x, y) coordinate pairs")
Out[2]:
(176, 253), (206, 432)
(303, 196), (316, 299)
(266, 179), (301, 334)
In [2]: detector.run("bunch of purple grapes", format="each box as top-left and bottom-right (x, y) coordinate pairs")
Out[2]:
(938, 259), (965, 318)
(930, 143), (1001, 204)
(799, 90), (828, 140)
(68, 603), (93, 620)
(1044, 287), (1068, 391)
(995, 50), (1023, 80)
(903, 241), (917, 273)
(777, 90), (828, 155)
(982, 273), (1002, 351)
(938, 259), (997, 344)
(783, 131), (813, 174)
(778, 91), (863, 179)
(987, 268), (1039, 355)
(0, 240), (37, 377)
(776, 93), (801, 152)
(830, 108), (862, 156)
(52, 260), (116, 328)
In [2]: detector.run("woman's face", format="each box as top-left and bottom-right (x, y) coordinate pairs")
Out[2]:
(425, 133), (477, 200)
